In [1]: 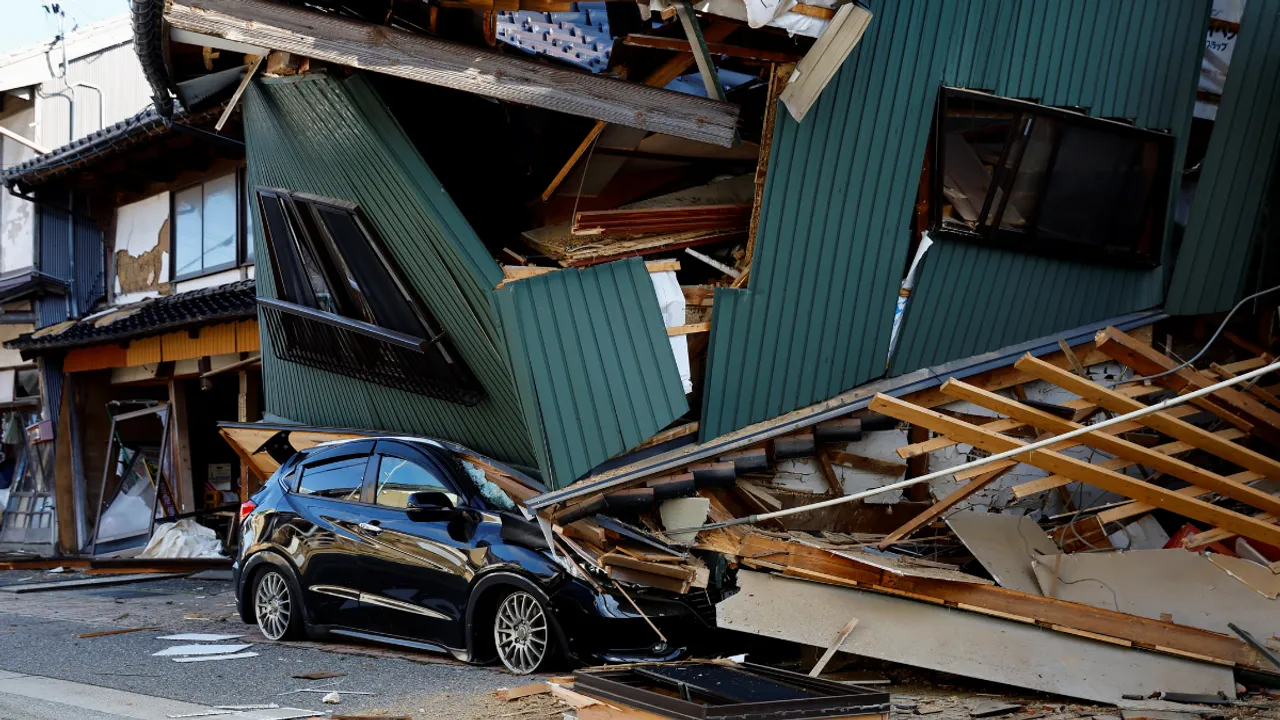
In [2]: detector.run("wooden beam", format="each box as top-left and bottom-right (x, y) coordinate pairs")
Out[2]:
(167, 0), (740, 146)
(940, 379), (1280, 516)
(215, 54), (262, 132)
(1211, 362), (1280, 408)
(1011, 428), (1247, 500)
(539, 22), (738, 200)
(1184, 512), (1277, 548)
(735, 60), (791, 286)
(674, 0), (728, 102)
(815, 451), (844, 495)
(667, 323), (711, 337)
(946, 404), (1198, 483)
(1096, 327), (1280, 443)
(868, 393), (1280, 548)
(1015, 354), (1280, 483)
(622, 35), (804, 64)
(877, 466), (1012, 548)
(827, 450), (906, 476)
(738, 533), (1261, 668)
(1095, 469), (1262, 525)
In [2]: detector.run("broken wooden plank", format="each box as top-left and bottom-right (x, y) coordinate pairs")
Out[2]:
(1210, 362), (1280, 408)
(940, 379), (1280, 516)
(76, 626), (163, 639)
(779, 3), (873, 122)
(736, 61), (792, 286)
(947, 404), (1199, 484)
(539, 22), (739, 200)
(810, 615), (859, 676)
(815, 451), (845, 495)
(497, 260), (679, 288)
(1096, 327), (1280, 443)
(1183, 512), (1277, 548)
(1010, 428), (1247, 500)
(877, 466), (1011, 548)
(1016, 354), (1280, 483)
(167, 0), (740, 146)
(572, 203), (751, 236)
(1094, 468), (1262, 526)
(621, 35), (804, 63)
(827, 451), (906, 476)
(667, 323), (712, 336)
(868, 393), (1280, 548)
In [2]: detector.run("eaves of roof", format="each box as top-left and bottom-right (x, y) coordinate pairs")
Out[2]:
(5, 279), (257, 355)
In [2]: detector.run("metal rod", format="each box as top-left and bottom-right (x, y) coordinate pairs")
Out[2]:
(0, 126), (50, 155)
(665, 357), (1280, 533)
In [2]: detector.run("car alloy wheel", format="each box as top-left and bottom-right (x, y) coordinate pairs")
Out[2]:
(494, 591), (549, 674)
(255, 570), (293, 641)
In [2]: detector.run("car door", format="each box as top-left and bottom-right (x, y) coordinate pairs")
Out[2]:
(280, 440), (380, 629)
(354, 440), (487, 649)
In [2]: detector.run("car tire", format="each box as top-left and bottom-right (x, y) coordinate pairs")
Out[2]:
(493, 590), (553, 674)
(253, 568), (304, 641)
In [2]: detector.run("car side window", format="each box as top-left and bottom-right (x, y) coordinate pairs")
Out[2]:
(375, 455), (458, 509)
(297, 456), (366, 501)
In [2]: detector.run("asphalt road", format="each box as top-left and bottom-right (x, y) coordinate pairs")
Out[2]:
(0, 570), (533, 719)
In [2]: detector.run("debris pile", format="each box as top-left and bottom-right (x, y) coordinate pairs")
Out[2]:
(534, 326), (1280, 704)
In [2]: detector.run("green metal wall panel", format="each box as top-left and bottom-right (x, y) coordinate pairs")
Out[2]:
(245, 73), (538, 468)
(1166, 0), (1280, 315)
(495, 259), (688, 484)
(700, 0), (1206, 441)
(245, 73), (685, 487)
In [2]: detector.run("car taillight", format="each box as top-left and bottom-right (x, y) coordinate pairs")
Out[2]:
(239, 501), (257, 522)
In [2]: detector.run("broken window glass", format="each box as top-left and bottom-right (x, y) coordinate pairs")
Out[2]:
(931, 88), (1172, 267)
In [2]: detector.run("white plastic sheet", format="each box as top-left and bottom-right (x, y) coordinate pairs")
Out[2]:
(649, 270), (693, 394)
(140, 518), (225, 559)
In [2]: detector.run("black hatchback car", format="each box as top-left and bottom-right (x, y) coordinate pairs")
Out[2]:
(235, 436), (707, 673)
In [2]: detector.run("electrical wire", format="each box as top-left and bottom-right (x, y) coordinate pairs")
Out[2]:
(1112, 282), (1280, 387)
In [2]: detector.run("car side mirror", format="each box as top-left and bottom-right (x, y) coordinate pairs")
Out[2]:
(406, 491), (462, 522)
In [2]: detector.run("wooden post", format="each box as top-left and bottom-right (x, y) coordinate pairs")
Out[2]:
(238, 368), (262, 504)
(168, 380), (195, 515)
(904, 424), (930, 501)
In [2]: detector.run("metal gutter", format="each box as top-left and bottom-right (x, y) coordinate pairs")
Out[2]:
(526, 309), (1165, 510)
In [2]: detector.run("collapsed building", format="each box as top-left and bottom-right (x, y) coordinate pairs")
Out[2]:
(2, 0), (1279, 706)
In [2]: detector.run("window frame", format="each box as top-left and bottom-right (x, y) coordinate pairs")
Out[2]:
(170, 168), (256, 283)
(290, 440), (377, 505)
(368, 440), (473, 510)
(928, 87), (1175, 268)
(252, 186), (485, 405)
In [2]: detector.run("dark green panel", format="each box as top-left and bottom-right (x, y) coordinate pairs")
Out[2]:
(495, 259), (688, 485)
(244, 73), (537, 468)
(700, 0), (1206, 441)
(1167, 0), (1280, 314)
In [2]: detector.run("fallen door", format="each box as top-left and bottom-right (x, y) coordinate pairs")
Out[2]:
(89, 404), (173, 556)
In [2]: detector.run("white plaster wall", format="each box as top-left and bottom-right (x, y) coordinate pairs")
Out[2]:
(0, 105), (37, 273)
(112, 191), (169, 305)
(173, 266), (252, 294)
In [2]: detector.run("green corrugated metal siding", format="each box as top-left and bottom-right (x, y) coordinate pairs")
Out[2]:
(1166, 0), (1280, 315)
(245, 72), (685, 487)
(245, 73), (538, 467)
(495, 260), (688, 484)
(699, 0), (1206, 441)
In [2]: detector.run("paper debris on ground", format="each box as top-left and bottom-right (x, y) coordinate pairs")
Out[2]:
(321, 691), (341, 704)
(157, 633), (243, 641)
(172, 652), (259, 663)
(153, 643), (253, 657)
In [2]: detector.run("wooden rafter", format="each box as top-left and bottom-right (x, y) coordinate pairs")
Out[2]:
(940, 379), (1280, 517)
(1096, 327), (1280, 443)
(1015, 354), (1280, 482)
(868, 393), (1280, 548)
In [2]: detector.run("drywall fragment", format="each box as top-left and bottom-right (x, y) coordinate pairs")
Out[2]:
(153, 643), (252, 657)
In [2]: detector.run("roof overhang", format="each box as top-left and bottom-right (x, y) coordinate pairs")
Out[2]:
(0, 269), (68, 305)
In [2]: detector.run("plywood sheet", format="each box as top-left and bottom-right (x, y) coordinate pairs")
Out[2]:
(718, 571), (1235, 704)
(1032, 550), (1280, 640)
(947, 511), (1058, 594)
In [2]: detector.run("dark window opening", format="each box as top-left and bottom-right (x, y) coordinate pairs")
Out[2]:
(255, 188), (483, 406)
(298, 456), (366, 500)
(929, 88), (1173, 267)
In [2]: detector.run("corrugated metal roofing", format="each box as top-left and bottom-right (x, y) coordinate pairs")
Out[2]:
(244, 72), (537, 468)
(245, 72), (684, 486)
(699, 0), (1206, 441)
(1165, 0), (1280, 315)
(495, 259), (687, 485)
